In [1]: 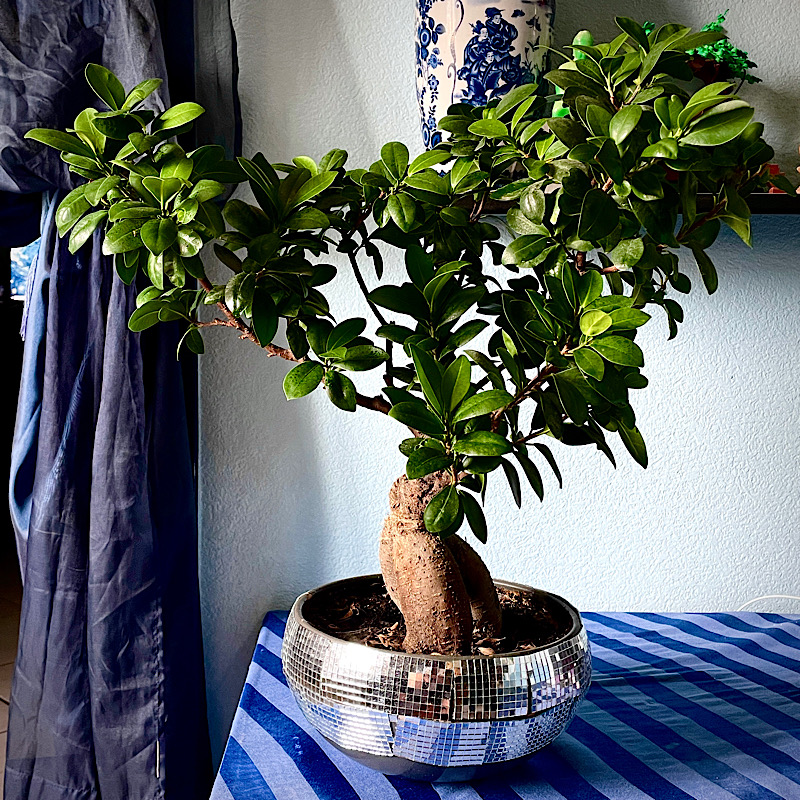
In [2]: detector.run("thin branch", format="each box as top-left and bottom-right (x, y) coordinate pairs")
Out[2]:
(491, 364), (560, 430)
(197, 278), (390, 414)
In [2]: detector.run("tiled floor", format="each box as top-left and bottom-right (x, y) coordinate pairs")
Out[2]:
(0, 557), (22, 797)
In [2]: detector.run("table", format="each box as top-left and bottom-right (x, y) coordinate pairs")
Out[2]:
(210, 611), (800, 800)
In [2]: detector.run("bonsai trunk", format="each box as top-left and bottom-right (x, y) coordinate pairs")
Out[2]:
(379, 473), (502, 655)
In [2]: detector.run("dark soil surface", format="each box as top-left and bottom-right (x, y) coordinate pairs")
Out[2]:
(303, 576), (574, 655)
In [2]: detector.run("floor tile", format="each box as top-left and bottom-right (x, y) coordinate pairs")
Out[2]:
(0, 663), (12, 704)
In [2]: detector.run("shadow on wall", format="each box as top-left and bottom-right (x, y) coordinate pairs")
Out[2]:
(199, 328), (328, 761)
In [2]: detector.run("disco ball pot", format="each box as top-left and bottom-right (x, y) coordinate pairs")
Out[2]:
(282, 575), (591, 782)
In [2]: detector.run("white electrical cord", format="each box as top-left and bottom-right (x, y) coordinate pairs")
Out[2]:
(737, 595), (800, 612)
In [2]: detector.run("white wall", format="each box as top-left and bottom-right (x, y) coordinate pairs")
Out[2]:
(199, 0), (800, 758)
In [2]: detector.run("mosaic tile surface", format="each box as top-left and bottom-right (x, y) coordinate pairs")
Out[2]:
(282, 594), (591, 767)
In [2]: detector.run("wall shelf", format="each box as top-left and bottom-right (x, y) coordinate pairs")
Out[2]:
(477, 193), (800, 217)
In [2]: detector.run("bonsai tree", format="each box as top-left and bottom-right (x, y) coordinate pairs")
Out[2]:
(26, 18), (785, 656)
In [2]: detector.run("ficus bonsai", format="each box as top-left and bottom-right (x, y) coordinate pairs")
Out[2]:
(26, 18), (789, 657)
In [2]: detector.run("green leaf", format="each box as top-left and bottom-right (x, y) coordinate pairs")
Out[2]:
(325, 370), (357, 412)
(177, 228), (202, 257)
(92, 112), (143, 140)
(410, 346), (443, 413)
(327, 318), (366, 351)
(252, 286), (279, 346)
(515, 450), (544, 501)
(368, 284), (428, 320)
(381, 142), (410, 180)
(641, 138), (679, 158)
(547, 117), (588, 148)
(285, 207), (329, 230)
(128, 300), (163, 332)
(25, 128), (95, 158)
(115, 250), (139, 285)
(578, 189), (619, 241)
(441, 356), (471, 412)
(609, 308), (650, 329)
(437, 286), (484, 327)
(140, 218), (178, 256)
(502, 234), (549, 266)
(406, 447), (453, 480)
(68, 210), (106, 253)
(467, 119), (508, 138)
(102, 218), (145, 255)
(386, 193), (417, 232)
(122, 78), (163, 110)
(453, 431), (511, 457)
(615, 16), (650, 50)
(533, 442), (562, 487)
(553, 372), (588, 425)
(292, 170), (337, 206)
(85, 175), (121, 205)
(56, 194), (91, 236)
(681, 105), (754, 147)
(692, 247), (718, 294)
(338, 345), (389, 372)
(580, 309), (612, 336)
(500, 459), (522, 508)
(151, 102), (205, 133)
(408, 149), (450, 174)
(574, 347), (604, 380)
(85, 63), (126, 109)
(608, 238), (644, 266)
(189, 179), (226, 203)
(460, 491), (487, 543)
(424, 484), (461, 534)
(619, 422), (648, 467)
(389, 402), (445, 435)
(453, 389), (512, 423)
(609, 105), (642, 144)
(283, 361), (324, 399)
(178, 326), (205, 356)
(441, 319), (488, 356)
(591, 335), (644, 367)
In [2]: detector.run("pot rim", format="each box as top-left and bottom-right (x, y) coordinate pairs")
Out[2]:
(290, 573), (584, 661)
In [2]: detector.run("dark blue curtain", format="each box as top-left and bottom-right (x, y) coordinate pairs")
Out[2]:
(3, 2), (212, 798)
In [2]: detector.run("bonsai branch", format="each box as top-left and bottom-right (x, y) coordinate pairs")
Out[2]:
(197, 278), (390, 414)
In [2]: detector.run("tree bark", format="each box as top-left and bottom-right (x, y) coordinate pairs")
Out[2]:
(379, 473), (502, 655)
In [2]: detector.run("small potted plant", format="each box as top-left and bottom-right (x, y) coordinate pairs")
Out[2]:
(26, 17), (784, 781)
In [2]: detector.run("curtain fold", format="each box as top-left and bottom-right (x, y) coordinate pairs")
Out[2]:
(3, 2), (212, 797)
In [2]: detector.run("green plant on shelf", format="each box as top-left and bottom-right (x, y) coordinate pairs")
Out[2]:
(23, 18), (790, 655)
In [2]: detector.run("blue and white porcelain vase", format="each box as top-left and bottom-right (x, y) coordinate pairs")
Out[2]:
(415, 0), (555, 148)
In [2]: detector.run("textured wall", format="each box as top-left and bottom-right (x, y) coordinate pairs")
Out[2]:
(199, 0), (800, 758)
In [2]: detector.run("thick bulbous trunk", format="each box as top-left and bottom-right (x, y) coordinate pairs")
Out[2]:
(379, 473), (502, 655)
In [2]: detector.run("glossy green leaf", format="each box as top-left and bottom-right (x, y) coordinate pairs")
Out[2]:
(85, 63), (126, 109)
(692, 246), (718, 294)
(681, 105), (754, 147)
(292, 170), (337, 206)
(386, 193), (417, 232)
(453, 431), (511, 457)
(574, 347), (605, 380)
(580, 309), (612, 336)
(591, 335), (644, 367)
(441, 356), (471, 412)
(151, 102), (205, 133)
(325, 370), (357, 412)
(578, 189), (619, 242)
(140, 217), (178, 256)
(468, 119), (508, 138)
(68, 210), (107, 253)
(338, 345), (389, 372)
(25, 128), (95, 158)
(381, 142), (410, 180)
(618, 422), (648, 467)
(102, 218), (145, 255)
(453, 389), (512, 423)
(389, 402), (445, 435)
(460, 491), (487, 543)
(252, 286), (279, 346)
(609, 105), (642, 144)
(406, 447), (453, 480)
(424, 484), (461, 534)
(283, 361), (324, 399)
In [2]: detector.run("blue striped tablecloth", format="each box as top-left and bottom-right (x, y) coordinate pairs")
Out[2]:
(210, 611), (800, 800)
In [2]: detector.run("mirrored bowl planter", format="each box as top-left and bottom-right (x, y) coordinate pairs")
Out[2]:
(415, 0), (556, 148)
(283, 575), (591, 782)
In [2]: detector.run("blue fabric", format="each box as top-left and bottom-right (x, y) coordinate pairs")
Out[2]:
(211, 611), (800, 800)
(5, 191), (211, 799)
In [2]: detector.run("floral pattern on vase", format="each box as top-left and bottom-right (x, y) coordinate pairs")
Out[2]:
(415, 0), (555, 148)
